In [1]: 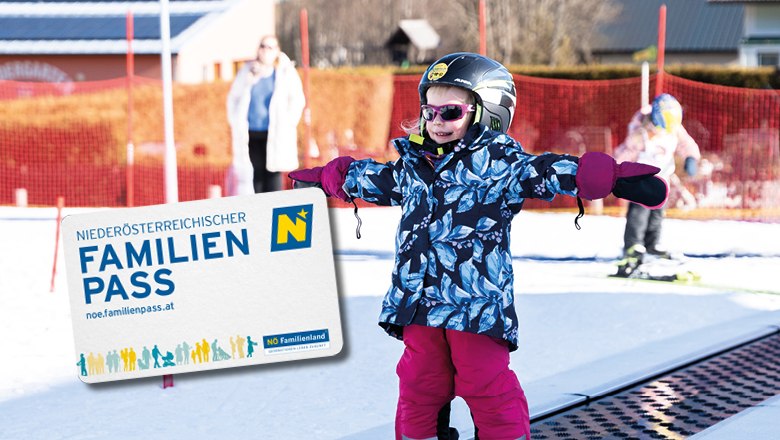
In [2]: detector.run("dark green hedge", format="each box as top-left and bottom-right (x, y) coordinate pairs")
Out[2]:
(383, 63), (780, 89)
(665, 64), (780, 89)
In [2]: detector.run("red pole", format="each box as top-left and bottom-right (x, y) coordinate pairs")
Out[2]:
(50, 196), (64, 293)
(126, 10), (135, 207)
(655, 4), (666, 97)
(163, 374), (174, 389)
(478, 0), (487, 56)
(300, 8), (312, 169)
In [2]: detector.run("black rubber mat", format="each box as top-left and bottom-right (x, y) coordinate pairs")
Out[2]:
(530, 331), (780, 439)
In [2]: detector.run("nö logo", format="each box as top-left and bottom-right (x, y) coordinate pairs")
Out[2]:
(271, 204), (313, 252)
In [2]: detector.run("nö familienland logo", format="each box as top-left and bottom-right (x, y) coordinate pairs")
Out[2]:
(271, 204), (313, 251)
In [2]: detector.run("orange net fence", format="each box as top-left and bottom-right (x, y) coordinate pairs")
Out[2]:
(391, 73), (780, 221)
(0, 77), (230, 207)
(1, 72), (778, 221)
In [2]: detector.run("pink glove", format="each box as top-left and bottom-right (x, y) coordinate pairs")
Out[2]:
(288, 156), (355, 202)
(576, 152), (668, 209)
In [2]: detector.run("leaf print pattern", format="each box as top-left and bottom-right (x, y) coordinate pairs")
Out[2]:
(342, 126), (580, 352)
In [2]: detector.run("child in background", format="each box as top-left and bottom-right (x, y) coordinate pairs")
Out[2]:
(614, 93), (700, 277)
(290, 53), (667, 440)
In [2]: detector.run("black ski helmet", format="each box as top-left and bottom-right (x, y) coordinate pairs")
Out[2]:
(419, 52), (516, 133)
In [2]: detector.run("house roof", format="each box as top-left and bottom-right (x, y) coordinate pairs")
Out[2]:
(0, 1), (231, 55)
(594, 0), (744, 54)
(0, 15), (204, 40)
(386, 19), (440, 51)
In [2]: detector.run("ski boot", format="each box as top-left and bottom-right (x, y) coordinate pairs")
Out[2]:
(437, 402), (459, 440)
(614, 244), (646, 278)
(646, 246), (671, 259)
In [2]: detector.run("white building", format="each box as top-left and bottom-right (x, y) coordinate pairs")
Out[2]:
(713, 0), (780, 66)
(0, 0), (275, 83)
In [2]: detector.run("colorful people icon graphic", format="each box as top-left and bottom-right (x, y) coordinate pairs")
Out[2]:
(162, 351), (176, 367)
(247, 336), (258, 358)
(77, 353), (87, 376)
(236, 334), (246, 358)
(201, 338), (210, 363)
(152, 344), (161, 368)
(182, 340), (191, 365)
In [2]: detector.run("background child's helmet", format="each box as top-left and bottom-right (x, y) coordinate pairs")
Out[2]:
(419, 52), (516, 133)
(650, 93), (683, 133)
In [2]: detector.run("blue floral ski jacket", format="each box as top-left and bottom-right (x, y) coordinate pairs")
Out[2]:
(343, 125), (579, 351)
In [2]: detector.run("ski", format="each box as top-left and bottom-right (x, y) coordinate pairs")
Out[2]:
(608, 269), (700, 283)
(605, 271), (780, 296)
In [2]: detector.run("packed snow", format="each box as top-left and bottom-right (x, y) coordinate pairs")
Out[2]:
(1, 204), (778, 439)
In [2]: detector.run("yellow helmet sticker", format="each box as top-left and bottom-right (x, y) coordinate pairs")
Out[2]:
(427, 63), (448, 81)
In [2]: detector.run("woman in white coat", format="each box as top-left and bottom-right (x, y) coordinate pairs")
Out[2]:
(226, 35), (305, 194)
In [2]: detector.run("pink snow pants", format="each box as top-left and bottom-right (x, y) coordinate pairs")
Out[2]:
(395, 324), (530, 440)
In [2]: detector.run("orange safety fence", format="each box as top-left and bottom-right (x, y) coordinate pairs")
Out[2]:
(0, 77), (232, 207)
(390, 73), (780, 220)
(1, 73), (778, 222)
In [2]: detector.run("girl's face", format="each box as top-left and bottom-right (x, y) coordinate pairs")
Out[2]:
(424, 86), (474, 144)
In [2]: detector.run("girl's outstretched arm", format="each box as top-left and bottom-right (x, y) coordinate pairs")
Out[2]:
(289, 156), (355, 201)
(504, 146), (668, 209)
(288, 156), (403, 206)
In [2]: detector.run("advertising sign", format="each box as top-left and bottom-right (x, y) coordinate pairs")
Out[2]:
(62, 189), (343, 383)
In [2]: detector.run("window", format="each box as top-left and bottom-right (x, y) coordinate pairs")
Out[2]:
(758, 52), (779, 66)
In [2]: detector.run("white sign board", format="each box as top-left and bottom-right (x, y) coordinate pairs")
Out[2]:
(62, 188), (343, 383)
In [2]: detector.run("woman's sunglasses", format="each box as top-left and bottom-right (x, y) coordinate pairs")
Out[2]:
(421, 104), (475, 122)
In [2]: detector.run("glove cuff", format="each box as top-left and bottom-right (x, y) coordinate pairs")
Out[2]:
(321, 156), (355, 202)
(575, 152), (617, 200)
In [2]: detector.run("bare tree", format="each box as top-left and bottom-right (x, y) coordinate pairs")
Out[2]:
(276, 0), (619, 67)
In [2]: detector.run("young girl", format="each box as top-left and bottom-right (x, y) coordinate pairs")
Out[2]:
(290, 53), (667, 440)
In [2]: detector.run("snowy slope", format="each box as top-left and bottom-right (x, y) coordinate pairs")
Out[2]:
(1, 206), (778, 439)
